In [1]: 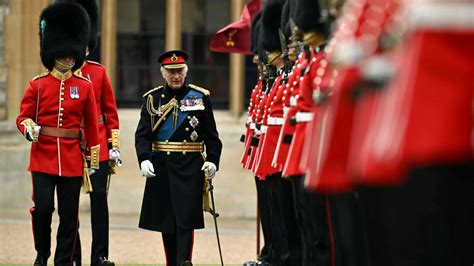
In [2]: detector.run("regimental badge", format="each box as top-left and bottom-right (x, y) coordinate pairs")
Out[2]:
(70, 86), (79, 99)
(189, 116), (199, 128)
(180, 97), (205, 111)
(190, 130), (198, 142)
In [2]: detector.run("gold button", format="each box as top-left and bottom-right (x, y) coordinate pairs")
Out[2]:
(183, 140), (187, 143)
(59, 118), (63, 121)
(167, 151), (170, 155)
(60, 98), (64, 101)
(182, 151), (186, 155)
(161, 94), (165, 98)
(59, 123), (63, 127)
(61, 92), (64, 96)
(60, 108), (64, 111)
(187, 116), (191, 120)
(185, 128), (189, 131)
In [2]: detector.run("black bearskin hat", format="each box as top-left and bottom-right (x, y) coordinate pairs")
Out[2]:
(281, 0), (291, 39)
(39, 2), (90, 71)
(250, 11), (262, 54)
(262, 0), (285, 53)
(294, 0), (327, 36)
(67, 0), (99, 52)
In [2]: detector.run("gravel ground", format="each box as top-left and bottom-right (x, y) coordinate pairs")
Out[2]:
(0, 209), (260, 265)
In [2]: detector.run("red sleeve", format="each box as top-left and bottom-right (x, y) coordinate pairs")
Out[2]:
(100, 68), (120, 142)
(83, 82), (100, 164)
(16, 81), (38, 135)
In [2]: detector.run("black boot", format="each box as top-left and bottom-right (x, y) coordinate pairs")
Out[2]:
(180, 260), (193, 266)
(96, 257), (115, 266)
(33, 253), (50, 266)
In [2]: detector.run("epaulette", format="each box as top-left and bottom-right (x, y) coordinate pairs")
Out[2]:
(87, 60), (104, 66)
(31, 71), (49, 81)
(142, 85), (164, 98)
(188, 84), (210, 96)
(73, 72), (91, 82)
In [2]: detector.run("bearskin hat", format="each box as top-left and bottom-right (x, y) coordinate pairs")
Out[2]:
(281, 0), (291, 39)
(250, 11), (262, 54)
(293, 0), (327, 35)
(70, 0), (99, 52)
(39, 2), (90, 71)
(262, 0), (285, 53)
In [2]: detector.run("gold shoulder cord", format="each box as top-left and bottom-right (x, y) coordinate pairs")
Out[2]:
(146, 94), (179, 132)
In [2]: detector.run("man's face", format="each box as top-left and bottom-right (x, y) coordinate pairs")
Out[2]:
(55, 56), (75, 68)
(161, 67), (187, 90)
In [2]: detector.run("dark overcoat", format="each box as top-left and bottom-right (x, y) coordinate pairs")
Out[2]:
(135, 83), (222, 233)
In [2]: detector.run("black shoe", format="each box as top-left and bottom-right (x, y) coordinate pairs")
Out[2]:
(34, 253), (49, 266)
(180, 260), (193, 266)
(97, 257), (115, 266)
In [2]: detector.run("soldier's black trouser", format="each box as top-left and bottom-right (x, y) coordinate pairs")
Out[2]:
(267, 173), (302, 266)
(31, 172), (82, 266)
(89, 161), (111, 264)
(255, 176), (274, 261)
(162, 228), (194, 266)
(289, 175), (317, 266)
(360, 163), (474, 266)
(73, 161), (111, 265)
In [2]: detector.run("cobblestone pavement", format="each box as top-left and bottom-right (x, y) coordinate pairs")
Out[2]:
(1, 209), (260, 265)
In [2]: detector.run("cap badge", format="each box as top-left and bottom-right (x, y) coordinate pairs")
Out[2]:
(171, 54), (178, 62)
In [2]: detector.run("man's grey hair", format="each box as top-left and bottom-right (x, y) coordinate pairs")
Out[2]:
(160, 65), (188, 74)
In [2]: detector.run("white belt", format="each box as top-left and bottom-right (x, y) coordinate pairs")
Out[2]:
(254, 125), (267, 135)
(249, 122), (256, 130)
(408, 3), (474, 30)
(246, 117), (252, 124)
(290, 96), (298, 107)
(267, 116), (285, 125)
(295, 112), (313, 123)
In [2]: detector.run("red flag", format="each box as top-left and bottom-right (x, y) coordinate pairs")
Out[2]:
(209, 0), (262, 54)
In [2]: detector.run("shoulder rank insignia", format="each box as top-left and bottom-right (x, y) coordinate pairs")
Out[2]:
(86, 60), (103, 66)
(143, 85), (164, 98)
(31, 71), (49, 81)
(73, 72), (91, 82)
(188, 84), (210, 96)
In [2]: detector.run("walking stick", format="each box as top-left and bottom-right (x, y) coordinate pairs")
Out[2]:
(205, 167), (224, 266)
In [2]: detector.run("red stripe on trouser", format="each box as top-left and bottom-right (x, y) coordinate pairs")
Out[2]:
(189, 230), (195, 261)
(30, 173), (36, 252)
(325, 195), (335, 266)
(162, 237), (170, 266)
(69, 192), (81, 265)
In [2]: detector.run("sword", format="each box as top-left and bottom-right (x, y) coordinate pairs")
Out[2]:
(205, 167), (224, 266)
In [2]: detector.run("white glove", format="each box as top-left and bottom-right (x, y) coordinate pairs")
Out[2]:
(201, 161), (217, 179)
(140, 160), (156, 178)
(109, 148), (122, 167)
(25, 125), (41, 142)
(88, 168), (96, 176)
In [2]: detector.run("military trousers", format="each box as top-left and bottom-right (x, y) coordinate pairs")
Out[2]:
(30, 172), (82, 265)
(360, 163), (474, 266)
(162, 228), (194, 266)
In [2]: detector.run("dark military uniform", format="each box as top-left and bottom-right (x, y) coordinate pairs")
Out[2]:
(135, 83), (222, 232)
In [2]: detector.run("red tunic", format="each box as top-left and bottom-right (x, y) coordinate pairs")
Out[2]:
(17, 70), (100, 177)
(284, 51), (323, 177)
(241, 82), (261, 168)
(272, 53), (310, 170)
(254, 73), (284, 177)
(79, 61), (120, 162)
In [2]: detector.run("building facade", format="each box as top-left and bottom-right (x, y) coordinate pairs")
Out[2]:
(0, 0), (255, 208)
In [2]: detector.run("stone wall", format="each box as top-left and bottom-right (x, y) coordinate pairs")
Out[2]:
(0, 0), (8, 120)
